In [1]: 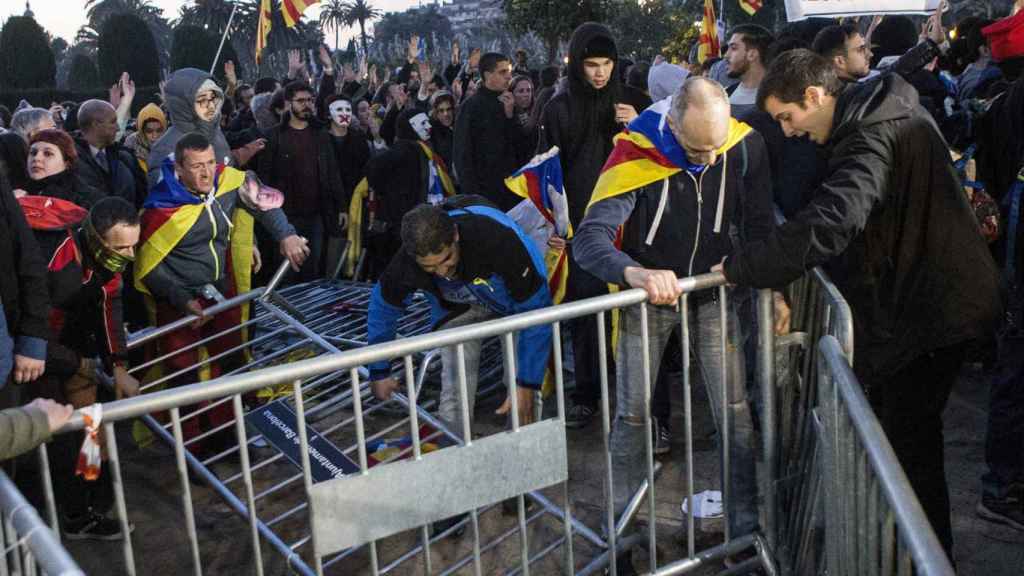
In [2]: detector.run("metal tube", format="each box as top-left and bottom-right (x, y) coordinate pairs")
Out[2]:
(718, 286), (730, 543)
(502, 332), (531, 576)
(233, 394), (265, 576)
(104, 422), (136, 576)
(347, 368), (380, 575)
(639, 302), (657, 568)
(596, 310), (617, 575)
(680, 294), (695, 558)
(34, 444), (59, 538)
(261, 259), (292, 299)
(756, 289), (777, 551)
(455, 343), (483, 576)
(0, 471), (83, 576)
(292, 379), (324, 576)
(127, 288), (264, 349)
(209, 1), (237, 74)
(170, 408), (203, 576)
(403, 354), (432, 575)
(551, 321), (575, 574)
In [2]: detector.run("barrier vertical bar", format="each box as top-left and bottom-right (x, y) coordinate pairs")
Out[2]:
(756, 289), (776, 551)
(502, 332), (531, 576)
(718, 286), (730, 543)
(551, 321), (575, 574)
(35, 445), (59, 538)
(639, 303), (657, 569)
(232, 394), (265, 576)
(403, 354), (432, 575)
(170, 408), (203, 576)
(104, 422), (136, 576)
(455, 343), (483, 576)
(679, 294), (695, 559)
(293, 379), (325, 576)
(596, 310), (617, 576)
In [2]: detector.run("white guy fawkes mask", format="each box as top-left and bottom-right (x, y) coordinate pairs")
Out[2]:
(410, 112), (432, 141)
(329, 99), (353, 127)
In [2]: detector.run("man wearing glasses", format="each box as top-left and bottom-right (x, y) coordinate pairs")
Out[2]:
(258, 81), (346, 283)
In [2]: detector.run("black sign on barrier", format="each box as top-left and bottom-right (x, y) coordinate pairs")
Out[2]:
(246, 400), (359, 483)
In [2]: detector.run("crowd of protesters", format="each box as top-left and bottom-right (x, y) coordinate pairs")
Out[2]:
(0, 3), (1022, 571)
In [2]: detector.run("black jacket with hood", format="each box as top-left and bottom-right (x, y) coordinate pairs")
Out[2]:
(452, 83), (521, 211)
(147, 68), (233, 188)
(724, 73), (1001, 381)
(537, 23), (652, 229)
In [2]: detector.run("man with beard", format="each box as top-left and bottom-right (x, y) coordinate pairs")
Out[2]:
(812, 24), (874, 83)
(258, 81), (346, 283)
(724, 24), (774, 118)
(536, 22), (651, 429)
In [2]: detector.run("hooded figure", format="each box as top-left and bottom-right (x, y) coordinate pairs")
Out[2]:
(124, 103), (167, 173)
(147, 68), (231, 187)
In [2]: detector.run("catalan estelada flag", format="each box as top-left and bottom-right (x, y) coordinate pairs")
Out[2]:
(698, 0), (720, 64)
(282, 0), (320, 28)
(256, 0), (272, 64)
(739, 0), (763, 15)
(420, 141), (456, 202)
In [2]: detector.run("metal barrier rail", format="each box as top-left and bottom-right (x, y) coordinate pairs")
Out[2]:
(815, 336), (954, 576)
(0, 469), (84, 576)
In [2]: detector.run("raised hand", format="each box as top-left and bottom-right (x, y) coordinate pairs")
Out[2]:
(224, 60), (238, 85)
(318, 44), (333, 72)
(408, 34), (420, 62)
(288, 49), (303, 76)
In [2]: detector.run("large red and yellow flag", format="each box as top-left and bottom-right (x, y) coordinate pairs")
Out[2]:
(698, 0), (720, 64)
(256, 0), (272, 64)
(739, 0), (762, 15)
(282, 0), (320, 28)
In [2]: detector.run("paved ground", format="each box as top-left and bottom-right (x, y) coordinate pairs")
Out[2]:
(52, 363), (1023, 576)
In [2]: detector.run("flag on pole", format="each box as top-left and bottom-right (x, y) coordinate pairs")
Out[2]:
(698, 0), (720, 64)
(256, 0), (272, 64)
(282, 0), (320, 28)
(739, 0), (763, 15)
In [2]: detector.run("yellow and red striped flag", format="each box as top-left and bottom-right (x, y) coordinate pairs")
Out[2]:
(256, 0), (272, 64)
(698, 0), (720, 64)
(739, 0), (763, 15)
(282, 0), (320, 28)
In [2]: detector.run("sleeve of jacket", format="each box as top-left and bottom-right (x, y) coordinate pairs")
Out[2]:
(740, 132), (775, 243)
(0, 406), (51, 461)
(98, 274), (128, 369)
(573, 192), (644, 286)
(724, 129), (891, 289)
(536, 99), (563, 154)
(317, 71), (336, 120)
(141, 259), (194, 314)
(3, 185), (50, 355)
(890, 40), (942, 80)
(249, 206), (297, 242)
(256, 128), (277, 185)
(366, 260), (417, 380)
(453, 99), (481, 195)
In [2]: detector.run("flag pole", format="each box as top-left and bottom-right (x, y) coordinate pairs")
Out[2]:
(211, 2), (240, 75)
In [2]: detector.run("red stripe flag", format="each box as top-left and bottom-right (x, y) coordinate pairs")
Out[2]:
(698, 0), (720, 64)
(739, 0), (763, 15)
(256, 0), (272, 63)
(282, 0), (320, 28)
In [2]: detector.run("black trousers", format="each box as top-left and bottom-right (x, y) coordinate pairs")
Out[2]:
(566, 250), (611, 408)
(867, 344), (966, 558)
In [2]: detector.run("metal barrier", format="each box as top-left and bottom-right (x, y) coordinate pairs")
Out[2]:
(0, 468), (83, 576)
(812, 336), (955, 576)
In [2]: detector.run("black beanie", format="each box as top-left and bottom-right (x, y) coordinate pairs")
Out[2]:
(582, 35), (618, 62)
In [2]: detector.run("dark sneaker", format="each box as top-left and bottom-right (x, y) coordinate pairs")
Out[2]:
(63, 512), (134, 541)
(977, 494), (1024, 531)
(565, 402), (597, 429)
(430, 512), (469, 539)
(606, 550), (637, 576)
(653, 418), (671, 455)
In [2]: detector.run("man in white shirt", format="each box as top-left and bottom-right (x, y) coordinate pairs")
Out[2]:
(724, 25), (774, 118)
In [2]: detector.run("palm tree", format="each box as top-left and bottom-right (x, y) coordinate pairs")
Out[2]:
(344, 0), (381, 56)
(320, 0), (347, 51)
(84, 0), (170, 70)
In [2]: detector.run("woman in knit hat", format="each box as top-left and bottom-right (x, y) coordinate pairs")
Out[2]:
(14, 129), (103, 209)
(123, 103), (166, 173)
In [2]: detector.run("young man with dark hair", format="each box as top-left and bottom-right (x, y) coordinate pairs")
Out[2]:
(725, 24), (775, 117)
(258, 81), (347, 283)
(453, 52), (522, 210)
(367, 200), (552, 439)
(812, 24), (873, 81)
(720, 48), (1001, 556)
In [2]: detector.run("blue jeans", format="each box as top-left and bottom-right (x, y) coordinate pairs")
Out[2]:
(983, 336), (1024, 500)
(609, 294), (759, 537)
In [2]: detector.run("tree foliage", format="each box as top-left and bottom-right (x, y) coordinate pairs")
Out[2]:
(0, 16), (57, 89)
(170, 25), (244, 82)
(502, 0), (610, 63)
(68, 53), (102, 91)
(97, 13), (162, 87)
(607, 0), (675, 61)
(373, 5), (453, 56)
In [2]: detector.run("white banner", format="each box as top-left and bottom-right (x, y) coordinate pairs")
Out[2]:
(785, 0), (942, 22)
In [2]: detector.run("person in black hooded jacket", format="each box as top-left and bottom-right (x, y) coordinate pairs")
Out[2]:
(536, 22), (651, 427)
(722, 49), (1001, 556)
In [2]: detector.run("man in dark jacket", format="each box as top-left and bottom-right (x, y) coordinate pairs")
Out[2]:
(722, 49), (1001, 555)
(74, 100), (146, 207)
(575, 79), (773, 569)
(258, 81), (347, 283)
(537, 22), (651, 428)
(452, 52), (521, 210)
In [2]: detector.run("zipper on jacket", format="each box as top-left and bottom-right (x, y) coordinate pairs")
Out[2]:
(686, 170), (707, 277)
(204, 195), (220, 282)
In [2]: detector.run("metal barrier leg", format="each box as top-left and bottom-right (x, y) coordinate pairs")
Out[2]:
(596, 310), (617, 575)
(170, 408), (203, 576)
(455, 343), (484, 576)
(34, 445), (58, 541)
(756, 289), (777, 552)
(232, 394), (265, 576)
(640, 303), (658, 570)
(551, 321), (575, 575)
(679, 294), (695, 559)
(293, 378), (325, 576)
(104, 422), (136, 576)
(718, 287), (731, 544)
(501, 332), (531, 576)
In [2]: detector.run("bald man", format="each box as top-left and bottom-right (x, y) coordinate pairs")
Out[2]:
(73, 99), (147, 207)
(574, 77), (773, 568)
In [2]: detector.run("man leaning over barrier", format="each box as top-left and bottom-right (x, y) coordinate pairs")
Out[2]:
(717, 49), (1001, 558)
(367, 197), (553, 436)
(135, 132), (309, 457)
(574, 77), (774, 572)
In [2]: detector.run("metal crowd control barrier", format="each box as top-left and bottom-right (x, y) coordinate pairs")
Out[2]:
(812, 336), (955, 576)
(0, 469), (84, 576)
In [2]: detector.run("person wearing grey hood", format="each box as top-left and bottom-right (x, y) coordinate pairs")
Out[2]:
(647, 61), (689, 103)
(147, 68), (232, 188)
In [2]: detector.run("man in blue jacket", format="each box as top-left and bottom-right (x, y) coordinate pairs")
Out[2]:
(367, 199), (552, 437)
